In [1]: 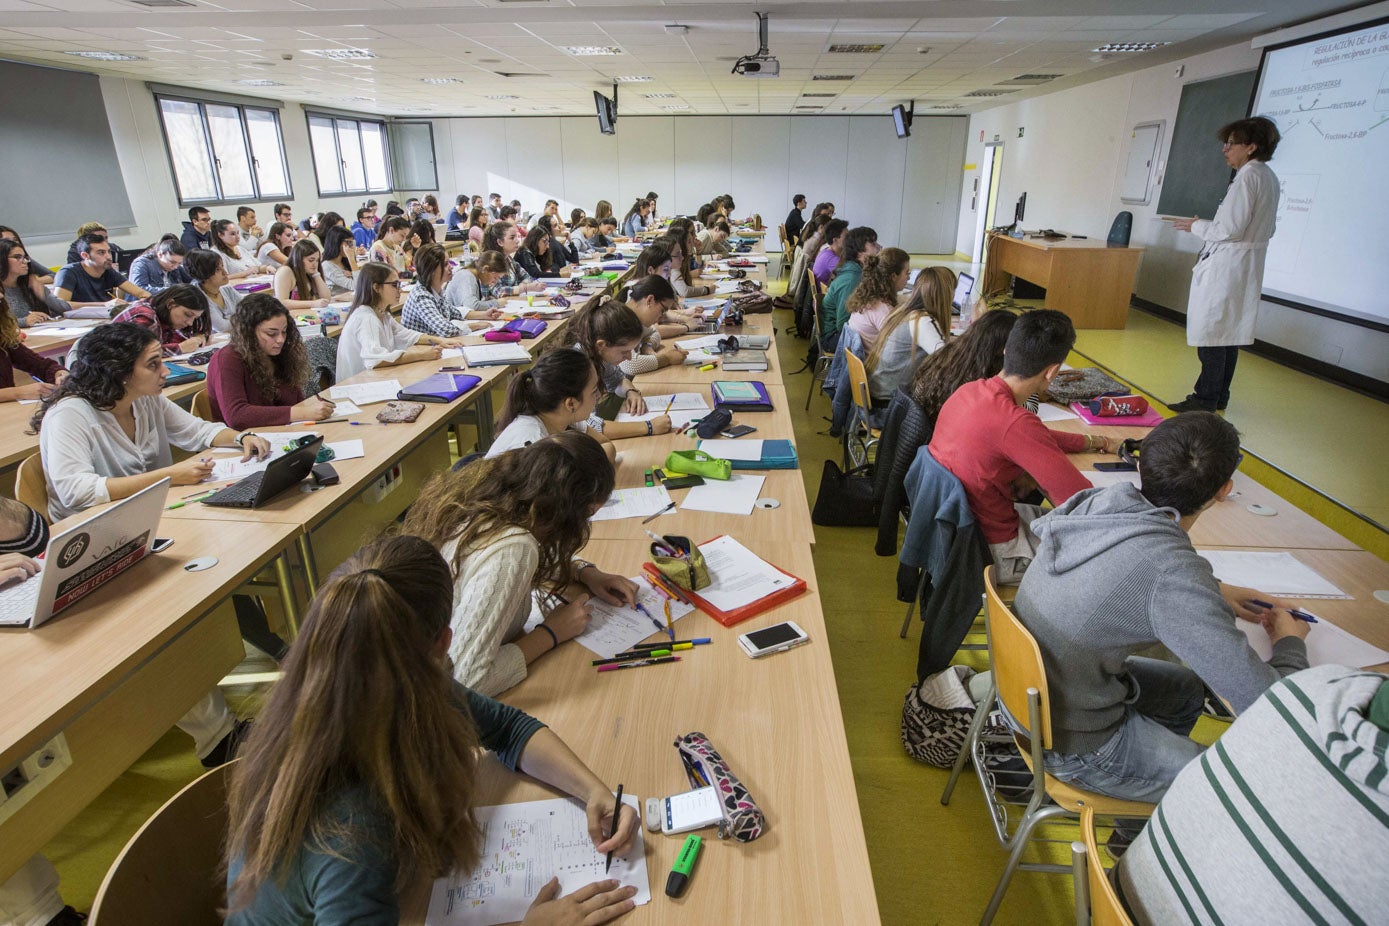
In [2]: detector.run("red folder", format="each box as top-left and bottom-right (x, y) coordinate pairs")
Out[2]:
(641, 535), (808, 628)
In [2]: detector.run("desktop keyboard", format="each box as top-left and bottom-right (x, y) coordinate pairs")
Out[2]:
(203, 472), (265, 508)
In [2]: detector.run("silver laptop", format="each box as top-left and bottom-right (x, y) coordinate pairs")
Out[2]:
(0, 479), (168, 630)
(952, 272), (976, 312)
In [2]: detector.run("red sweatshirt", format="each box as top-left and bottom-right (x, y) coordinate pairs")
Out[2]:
(206, 344), (304, 429)
(929, 376), (1091, 544)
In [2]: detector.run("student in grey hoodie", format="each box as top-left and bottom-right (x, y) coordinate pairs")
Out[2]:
(1013, 412), (1309, 807)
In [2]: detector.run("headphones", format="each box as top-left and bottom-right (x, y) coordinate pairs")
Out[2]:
(716, 335), (741, 353)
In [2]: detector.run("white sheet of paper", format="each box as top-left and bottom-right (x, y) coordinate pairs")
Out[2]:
(589, 485), (674, 521)
(461, 343), (532, 365)
(1035, 402), (1079, 422)
(1234, 612), (1389, 668)
(674, 334), (724, 350)
(332, 399), (362, 416)
(696, 534), (799, 612)
(680, 473), (766, 515)
(27, 324), (104, 337)
(61, 306), (112, 320)
(325, 439), (364, 461)
(208, 430), (318, 482)
(328, 380), (401, 405)
(696, 439), (765, 462)
(714, 280), (743, 294)
(683, 349), (718, 366)
(440, 348), (463, 359)
(1084, 470), (1141, 488)
(574, 576), (696, 658)
(425, 796), (650, 926)
(1196, 551), (1351, 599)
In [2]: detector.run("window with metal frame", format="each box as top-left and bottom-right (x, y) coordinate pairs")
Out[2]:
(306, 113), (392, 195)
(155, 94), (292, 205)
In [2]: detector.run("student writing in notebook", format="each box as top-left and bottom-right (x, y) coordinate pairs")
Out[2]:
(111, 283), (214, 355)
(224, 535), (639, 925)
(207, 293), (334, 429)
(616, 275), (688, 376)
(336, 263), (464, 382)
(0, 295), (64, 403)
(568, 297), (673, 439)
(402, 432), (636, 697)
(486, 348), (615, 462)
(401, 244), (477, 338)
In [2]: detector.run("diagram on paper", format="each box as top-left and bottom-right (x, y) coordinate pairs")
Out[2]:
(425, 795), (650, 926)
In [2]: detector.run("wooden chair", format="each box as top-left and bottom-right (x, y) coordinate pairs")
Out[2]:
(842, 347), (881, 469)
(15, 452), (49, 520)
(190, 388), (212, 422)
(89, 764), (231, 926)
(777, 223), (791, 277)
(946, 567), (1154, 925)
(804, 268), (830, 411)
(1070, 806), (1135, 926)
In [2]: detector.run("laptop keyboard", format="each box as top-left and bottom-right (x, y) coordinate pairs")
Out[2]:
(0, 575), (42, 626)
(204, 472), (265, 508)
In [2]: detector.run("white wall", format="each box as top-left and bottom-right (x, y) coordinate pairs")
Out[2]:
(23, 74), (407, 270)
(430, 114), (967, 254)
(953, 40), (1389, 384)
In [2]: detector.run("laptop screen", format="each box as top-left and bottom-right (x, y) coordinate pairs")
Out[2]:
(952, 272), (975, 311)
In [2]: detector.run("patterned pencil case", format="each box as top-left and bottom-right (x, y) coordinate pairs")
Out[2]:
(649, 534), (710, 591)
(674, 732), (765, 842)
(376, 400), (425, 423)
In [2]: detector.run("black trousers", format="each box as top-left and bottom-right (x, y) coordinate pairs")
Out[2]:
(1192, 346), (1240, 407)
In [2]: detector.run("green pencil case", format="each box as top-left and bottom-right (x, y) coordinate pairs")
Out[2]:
(664, 450), (732, 481)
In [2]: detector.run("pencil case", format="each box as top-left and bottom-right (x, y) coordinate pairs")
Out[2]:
(1087, 394), (1149, 417)
(376, 400), (425, 423)
(483, 329), (523, 342)
(674, 732), (765, 843)
(664, 450), (732, 481)
(649, 534), (710, 591)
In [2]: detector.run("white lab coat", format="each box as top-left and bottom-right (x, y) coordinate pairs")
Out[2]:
(1186, 159), (1279, 347)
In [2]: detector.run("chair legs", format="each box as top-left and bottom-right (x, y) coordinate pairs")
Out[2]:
(980, 803), (1071, 926)
(1071, 842), (1092, 926)
(899, 566), (930, 638)
(941, 676), (996, 804)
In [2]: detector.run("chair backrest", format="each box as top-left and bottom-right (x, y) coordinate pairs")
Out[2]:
(89, 764), (231, 926)
(983, 566), (1054, 749)
(1081, 807), (1134, 925)
(190, 388), (213, 422)
(843, 348), (873, 414)
(15, 452), (49, 521)
(778, 223), (789, 251)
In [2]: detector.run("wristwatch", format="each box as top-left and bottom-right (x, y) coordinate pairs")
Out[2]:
(234, 430), (256, 446)
(573, 558), (596, 577)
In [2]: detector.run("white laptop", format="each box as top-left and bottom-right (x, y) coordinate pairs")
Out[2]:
(0, 479), (169, 630)
(952, 272), (976, 312)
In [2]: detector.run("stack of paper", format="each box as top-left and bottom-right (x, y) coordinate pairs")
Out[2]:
(674, 334), (724, 351)
(590, 485), (674, 521)
(328, 380), (401, 405)
(458, 343), (531, 366)
(1035, 403), (1079, 422)
(1196, 551), (1351, 599)
(1234, 611), (1389, 668)
(696, 535), (800, 613)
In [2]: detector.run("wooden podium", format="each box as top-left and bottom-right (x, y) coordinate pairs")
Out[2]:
(981, 232), (1143, 329)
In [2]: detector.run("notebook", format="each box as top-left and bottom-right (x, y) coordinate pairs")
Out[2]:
(719, 349), (769, 372)
(398, 372), (482, 403)
(711, 380), (773, 412)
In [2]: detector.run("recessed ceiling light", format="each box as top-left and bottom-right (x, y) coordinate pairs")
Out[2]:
(128, 0), (195, 7)
(237, 79), (283, 86)
(812, 74), (855, 81)
(303, 48), (376, 60)
(644, 93), (676, 99)
(420, 77), (462, 84)
(562, 46), (622, 56)
(1092, 42), (1170, 53)
(67, 51), (146, 61)
(826, 44), (883, 54)
(486, 94), (519, 100)
(801, 93), (836, 98)
(963, 89), (1019, 98)
(661, 104), (690, 111)
(613, 76), (652, 83)
(929, 104), (964, 110)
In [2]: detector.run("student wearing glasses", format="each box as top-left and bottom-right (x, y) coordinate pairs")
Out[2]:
(1, 238), (70, 328)
(336, 262), (463, 381)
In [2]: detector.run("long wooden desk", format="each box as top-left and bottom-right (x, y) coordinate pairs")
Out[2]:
(635, 315), (783, 389)
(400, 539), (880, 925)
(0, 516), (299, 883)
(982, 233), (1142, 329)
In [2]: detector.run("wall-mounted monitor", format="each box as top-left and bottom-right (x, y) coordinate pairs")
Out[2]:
(891, 104), (910, 139)
(594, 90), (616, 135)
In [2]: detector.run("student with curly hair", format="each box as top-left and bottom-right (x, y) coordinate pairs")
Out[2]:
(207, 293), (334, 429)
(845, 246), (911, 351)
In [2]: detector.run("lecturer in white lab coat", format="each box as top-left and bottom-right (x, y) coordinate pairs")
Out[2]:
(1169, 116), (1280, 413)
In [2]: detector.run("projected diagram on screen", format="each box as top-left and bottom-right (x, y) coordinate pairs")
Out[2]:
(1252, 21), (1389, 326)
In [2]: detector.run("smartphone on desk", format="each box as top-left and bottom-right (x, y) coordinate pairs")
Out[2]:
(720, 425), (757, 438)
(738, 621), (809, 659)
(644, 786), (723, 835)
(1093, 461), (1137, 472)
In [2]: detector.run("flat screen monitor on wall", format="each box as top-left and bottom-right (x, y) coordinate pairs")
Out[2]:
(594, 90), (615, 135)
(1251, 16), (1389, 331)
(891, 104), (910, 139)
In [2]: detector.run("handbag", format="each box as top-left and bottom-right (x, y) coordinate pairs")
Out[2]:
(664, 449), (732, 481)
(649, 534), (710, 591)
(376, 400), (425, 423)
(673, 732), (765, 842)
(901, 665), (979, 768)
(811, 459), (876, 526)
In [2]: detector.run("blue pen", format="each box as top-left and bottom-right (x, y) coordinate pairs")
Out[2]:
(1250, 598), (1319, 623)
(634, 601), (664, 635)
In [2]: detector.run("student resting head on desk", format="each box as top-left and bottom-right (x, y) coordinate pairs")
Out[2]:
(336, 262), (464, 382)
(487, 347), (614, 463)
(224, 534), (640, 925)
(569, 295), (672, 438)
(401, 432), (636, 697)
(112, 283), (214, 356)
(864, 263), (955, 403)
(207, 293), (334, 429)
(0, 295), (65, 402)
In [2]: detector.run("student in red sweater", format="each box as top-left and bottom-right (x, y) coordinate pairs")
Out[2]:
(930, 309), (1115, 583)
(207, 293), (334, 429)
(0, 296), (64, 403)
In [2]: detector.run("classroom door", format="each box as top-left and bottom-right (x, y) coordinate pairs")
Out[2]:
(972, 142), (1003, 261)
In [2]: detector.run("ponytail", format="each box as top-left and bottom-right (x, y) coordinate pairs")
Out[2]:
(496, 348), (596, 431)
(569, 295), (643, 381)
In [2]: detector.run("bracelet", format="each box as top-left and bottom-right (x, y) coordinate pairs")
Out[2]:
(646, 420), (654, 436)
(538, 624), (559, 651)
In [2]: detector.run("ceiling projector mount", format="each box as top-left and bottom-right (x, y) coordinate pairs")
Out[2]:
(733, 12), (779, 78)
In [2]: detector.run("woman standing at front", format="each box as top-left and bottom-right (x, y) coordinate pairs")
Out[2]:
(1169, 116), (1280, 413)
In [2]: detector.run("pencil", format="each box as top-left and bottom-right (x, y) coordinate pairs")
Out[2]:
(664, 599), (674, 641)
(605, 784), (624, 873)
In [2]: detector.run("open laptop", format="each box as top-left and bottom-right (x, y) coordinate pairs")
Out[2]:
(0, 479), (168, 630)
(952, 272), (976, 313)
(202, 435), (324, 509)
(697, 299), (732, 334)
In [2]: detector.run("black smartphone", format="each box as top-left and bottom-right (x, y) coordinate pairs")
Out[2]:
(661, 475), (706, 490)
(1093, 461), (1138, 472)
(720, 425), (757, 438)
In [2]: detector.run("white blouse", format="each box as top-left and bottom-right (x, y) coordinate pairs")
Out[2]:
(485, 414), (588, 459)
(255, 240), (285, 269)
(218, 246), (261, 278)
(336, 306), (422, 381)
(39, 395), (224, 521)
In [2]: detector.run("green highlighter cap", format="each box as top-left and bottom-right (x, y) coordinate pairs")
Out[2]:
(665, 834), (702, 898)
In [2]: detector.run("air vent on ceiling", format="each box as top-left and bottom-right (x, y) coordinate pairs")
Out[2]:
(826, 44), (884, 54)
(811, 74), (855, 81)
(303, 48), (376, 60)
(1002, 73), (1062, 85)
(964, 89), (1019, 97)
(494, 72), (544, 78)
(661, 104), (690, 111)
(66, 51), (145, 61)
(486, 94), (519, 100)
(613, 76), (652, 83)
(928, 104), (964, 110)
(420, 77), (462, 85)
(645, 92), (676, 99)
(801, 92), (837, 98)
(562, 46), (622, 56)
(128, 0), (195, 7)
(1092, 42), (1170, 53)
(237, 79), (283, 87)
(794, 105), (824, 110)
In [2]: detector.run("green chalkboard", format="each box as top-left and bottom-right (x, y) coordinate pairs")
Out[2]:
(1156, 70), (1258, 218)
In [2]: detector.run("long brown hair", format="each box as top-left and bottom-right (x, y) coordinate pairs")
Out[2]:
(400, 431), (614, 595)
(868, 264), (954, 371)
(909, 308), (1018, 419)
(228, 293), (308, 401)
(225, 535), (483, 911)
(0, 294), (20, 349)
(569, 295), (643, 382)
(210, 219), (241, 260)
(847, 247), (910, 315)
(287, 240), (324, 301)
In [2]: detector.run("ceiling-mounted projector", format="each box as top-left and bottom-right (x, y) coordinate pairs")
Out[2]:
(733, 12), (779, 78)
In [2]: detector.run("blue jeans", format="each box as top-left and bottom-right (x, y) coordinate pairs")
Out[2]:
(1042, 657), (1205, 803)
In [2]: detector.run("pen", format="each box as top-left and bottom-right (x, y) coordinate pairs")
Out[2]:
(439, 365), (469, 372)
(642, 501), (676, 524)
(166, 489), (217, 509)
(605, 784), (624, 873)
(645, 569), (693, 606)
(663, 396), (676, 416)
(634, 601), (664, 636)
(291, 417), (345, 426)
(1249, 598), (1319, 623)
(592, 649), (671, 666)
(597, 656), (680, 673)
(632, 638), (711, 649)
(347, 420), (386, 426)
(664, 599), (675, 641)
